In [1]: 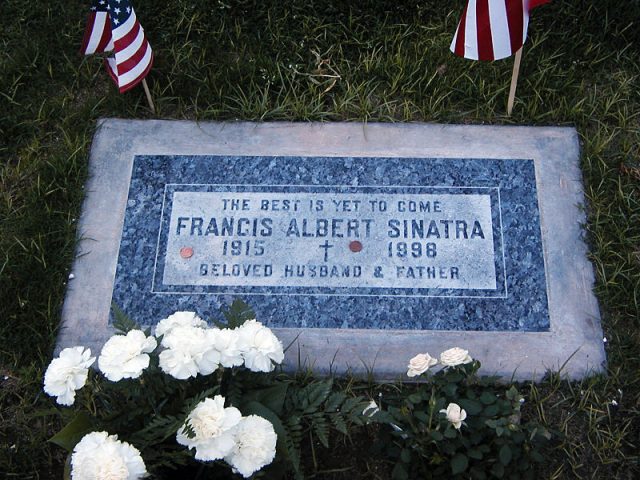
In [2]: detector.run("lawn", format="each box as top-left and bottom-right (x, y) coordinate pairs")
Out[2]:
(1, 0), (639, 478)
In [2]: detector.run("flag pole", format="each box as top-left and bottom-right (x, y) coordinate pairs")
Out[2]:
(141, 78), (156, 114)
(507, 47), (523, 116)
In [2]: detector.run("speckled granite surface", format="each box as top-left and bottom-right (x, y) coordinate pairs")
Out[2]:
(112, 155), (548, 331)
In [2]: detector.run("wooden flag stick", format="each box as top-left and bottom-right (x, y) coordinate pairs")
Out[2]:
(141, 78), (156, 114)
(507, 47), (523, 116)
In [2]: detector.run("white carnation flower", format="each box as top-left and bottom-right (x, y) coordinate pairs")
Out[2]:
(177, 395), (242, 461)
(439, 347), (473, 367)
(225, 415), (277, 478)
(98, 330), (157, 381)
(406, 353), (438, 377)
(43, 347), (95, 406)
(158, 347), (200, 380)
(236, 320), (284, 372)
(155, 311), (207, 338)
(159, 325), (220, 379)
(440, 402), (467, 430)
(209, 328), (244, 368)
(71, 431), (147, 480)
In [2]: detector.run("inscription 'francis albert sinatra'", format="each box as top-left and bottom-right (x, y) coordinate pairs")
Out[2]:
(157, 188), (501, 294)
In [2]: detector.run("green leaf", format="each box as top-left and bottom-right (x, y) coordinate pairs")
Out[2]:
(470, 466), (487, 479)
(445, 372), (464, 383)
(443, 383), (458, 397)
(531, 451), (545, 463)
(368, 409), (395, 425)
(408, 393), (422, 404)
(444, 427), (458, 438)
(48, 412), (94, 452)
(130, 414), (185, 447)
(392, 462), (409, 480)
(414, 410), (429, 423)
(325, 392), (346, 413)
(182, 386), (220, 415)
(505, 386), (519, 400)
(300, 379), (333, 413)
(31, 407), (64, 418)
(331, 414), (348, 435)
(63, 454), (72, 480)
(485, 419), (498, 429)
(342, 396), (367, 417)
(313, 418), (330, 448)
(244, 401), (285, 436)
(458, 398), (483, 415)
(222, 299), (256, 328)
(111, 303), (139, 333)
(467, 448), (483, 460)
(182, 421), (196, 439)
(400, 448), (411, 463)
(451, 453), (468, 475)
(499, 444), (512, 465)
(491, 462), (505, 478)
(483, 404), (500, 416)
(240, 383), (289, 416)
(480, 391), (497, 405)
(530, 426), (552, 441)
(430, 430), (444, 441)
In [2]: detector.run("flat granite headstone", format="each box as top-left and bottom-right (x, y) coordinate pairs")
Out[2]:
(58, 120), (606, 380)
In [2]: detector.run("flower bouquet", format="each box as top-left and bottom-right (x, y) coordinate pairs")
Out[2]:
(368, 348), (552, 479)
(44, 300), (368, 479)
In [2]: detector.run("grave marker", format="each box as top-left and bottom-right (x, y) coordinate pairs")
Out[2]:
(59, 120), (606, 380)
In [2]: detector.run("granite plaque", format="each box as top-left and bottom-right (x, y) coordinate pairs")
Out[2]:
(59, 121), (605, 380)
(113, 155), (547, 332)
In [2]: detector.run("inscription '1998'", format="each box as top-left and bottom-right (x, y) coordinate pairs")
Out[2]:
(156, 187), (503, 295)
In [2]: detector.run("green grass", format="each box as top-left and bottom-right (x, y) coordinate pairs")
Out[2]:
(1, 0), (639, 477)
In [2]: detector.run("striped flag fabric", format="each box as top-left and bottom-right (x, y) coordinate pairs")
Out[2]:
(450, 0), (549, 61)
(81, 0), (153, 93)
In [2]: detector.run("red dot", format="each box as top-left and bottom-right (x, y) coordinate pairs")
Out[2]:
(349, 241), (363, 253)
(180, 247), (194, 259)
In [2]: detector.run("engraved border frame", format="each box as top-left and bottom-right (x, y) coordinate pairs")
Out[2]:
(151, 183), (507, 298)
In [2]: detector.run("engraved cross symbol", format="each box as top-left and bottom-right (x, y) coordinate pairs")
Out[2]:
(319, 240), (334, 262)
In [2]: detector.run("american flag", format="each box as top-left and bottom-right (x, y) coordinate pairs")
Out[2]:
(81, 0), (153, 93)
(450, 0), (549, 61)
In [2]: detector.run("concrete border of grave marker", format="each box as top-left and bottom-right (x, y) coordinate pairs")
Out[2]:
(58, 120), (606, 381)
